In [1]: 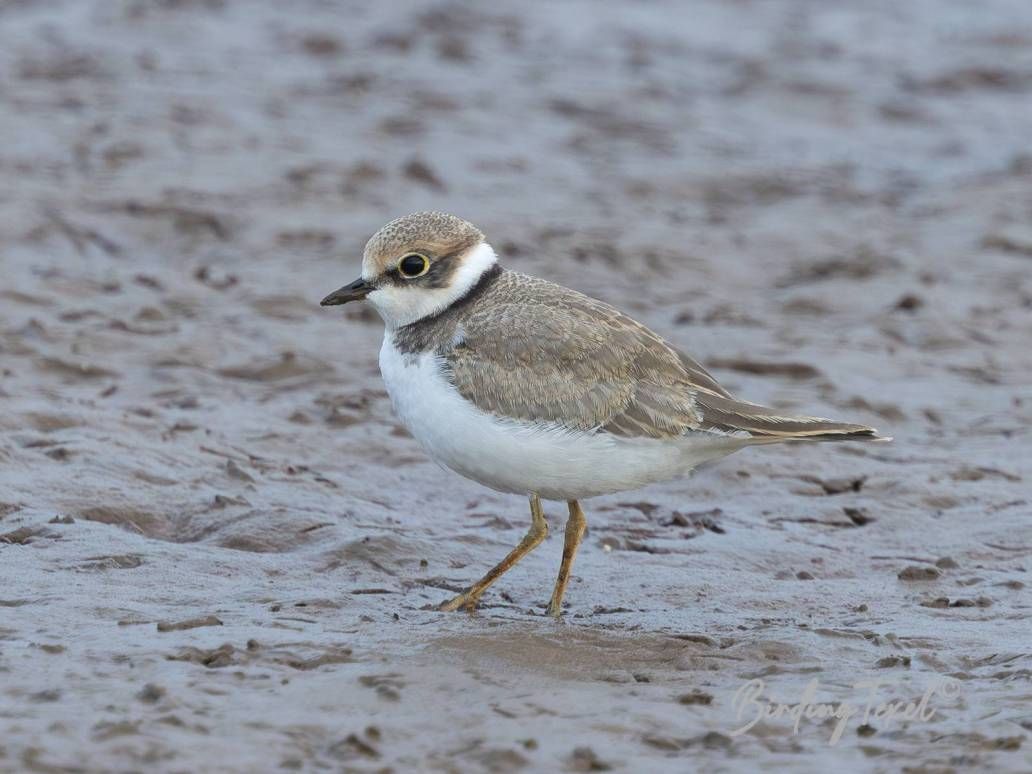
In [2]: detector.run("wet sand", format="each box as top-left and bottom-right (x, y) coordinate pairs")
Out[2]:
(1, 1), (1030, 771)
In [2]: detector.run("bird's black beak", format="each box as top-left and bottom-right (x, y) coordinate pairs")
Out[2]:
(320, 277), (374, 306)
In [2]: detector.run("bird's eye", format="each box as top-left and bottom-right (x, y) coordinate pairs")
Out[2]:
(398, 253), (430, 278)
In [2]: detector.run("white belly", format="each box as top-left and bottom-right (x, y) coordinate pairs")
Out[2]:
(378, 336), (745, 501)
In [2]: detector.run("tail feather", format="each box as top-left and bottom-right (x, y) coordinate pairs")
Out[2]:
(696, 392), (891, 443)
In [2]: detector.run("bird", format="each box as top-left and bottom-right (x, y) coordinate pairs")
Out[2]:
(320, 212), (889, 617)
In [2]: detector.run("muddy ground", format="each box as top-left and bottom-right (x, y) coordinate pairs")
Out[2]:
(1, 1), (1030, 771)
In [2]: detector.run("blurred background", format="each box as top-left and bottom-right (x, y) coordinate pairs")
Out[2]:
(1, 1), (1030, 771)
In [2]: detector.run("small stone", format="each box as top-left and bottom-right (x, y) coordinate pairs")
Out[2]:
(843, 507), (874, 526)
(898, 566), (941, 581)
(569, 746), (611, 772)
(156, 615), (223, 632)
(950, 596), (992, 608)
(137, 683), (166, 703)
(875, 655), (911, 668)
(677, 690), (713, 706)
(697, 731), (732, 749)
(894, 293), (924, 311)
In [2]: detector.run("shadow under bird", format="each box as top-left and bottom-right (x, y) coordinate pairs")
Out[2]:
(321, 212), (889, 617)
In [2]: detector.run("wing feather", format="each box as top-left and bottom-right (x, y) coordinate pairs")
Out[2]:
(438, 271), (884, 442)
(443, 274), (708, 438)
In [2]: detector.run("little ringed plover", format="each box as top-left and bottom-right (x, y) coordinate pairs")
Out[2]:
(321, 212), (888, 617)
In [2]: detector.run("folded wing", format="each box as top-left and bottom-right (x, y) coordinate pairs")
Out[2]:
(442, 272), (884, 442)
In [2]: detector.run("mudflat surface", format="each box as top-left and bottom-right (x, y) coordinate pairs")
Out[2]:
(1, 1), (1030, 771)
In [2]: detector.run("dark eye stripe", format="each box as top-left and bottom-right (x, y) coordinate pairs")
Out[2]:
(382, 241), (477, 287)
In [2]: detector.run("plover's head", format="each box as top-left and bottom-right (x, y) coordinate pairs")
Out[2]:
(320, 212), (497, 328)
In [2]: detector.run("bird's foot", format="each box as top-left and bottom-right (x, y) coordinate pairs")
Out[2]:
(438, 590), (482, 613)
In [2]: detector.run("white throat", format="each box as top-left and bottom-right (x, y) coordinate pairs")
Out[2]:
(365, 241), (498, 329)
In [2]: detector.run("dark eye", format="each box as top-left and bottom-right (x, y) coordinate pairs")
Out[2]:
(398, 253), (430, 278)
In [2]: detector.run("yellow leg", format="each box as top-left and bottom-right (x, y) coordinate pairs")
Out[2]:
(439, 494), (548, 613)
(546, 500), (587, 618)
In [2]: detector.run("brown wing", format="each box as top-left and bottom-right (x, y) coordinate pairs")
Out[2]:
(442, 271), (883, 442)
(442, 273), (729, 439)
